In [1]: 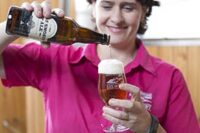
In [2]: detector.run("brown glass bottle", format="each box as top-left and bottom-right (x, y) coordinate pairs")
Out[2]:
(6, 6), (110, 45)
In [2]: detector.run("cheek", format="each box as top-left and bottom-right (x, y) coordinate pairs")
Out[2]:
(126, 15), (141, 30)
(96, 11), (107, 23)
(95, 14), (108, 30)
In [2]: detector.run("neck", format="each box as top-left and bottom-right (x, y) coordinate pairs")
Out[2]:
(97, 41), (137, 65)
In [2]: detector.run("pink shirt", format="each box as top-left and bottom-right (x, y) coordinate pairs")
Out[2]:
(2, 40), (200, 133)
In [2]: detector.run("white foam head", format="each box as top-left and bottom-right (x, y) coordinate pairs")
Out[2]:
(98, 59), (124, 74)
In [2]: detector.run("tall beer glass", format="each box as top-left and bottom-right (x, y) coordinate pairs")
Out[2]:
(98, 59), (129, 132)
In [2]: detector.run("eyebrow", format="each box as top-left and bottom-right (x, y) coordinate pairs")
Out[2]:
(121, 3), (138, 10)
(100, 0), (137, 6)
(121, 1), (137, 6)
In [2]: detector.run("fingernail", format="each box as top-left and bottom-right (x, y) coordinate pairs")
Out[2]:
(108, 99), (114, 105)
(59, 10), (64, 16)
(27, 6), (33, 11)
(102, 106), (106, 111)
(102, 113), (106, 117)
(44, 11), (50, 18)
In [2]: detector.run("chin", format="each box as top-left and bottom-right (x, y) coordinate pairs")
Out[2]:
(109, 38), (124, 44)
(109, 41), (123, 46)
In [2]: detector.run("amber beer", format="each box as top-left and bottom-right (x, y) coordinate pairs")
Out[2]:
(98, 59), (127, 105)
(6, 6), (110, 45)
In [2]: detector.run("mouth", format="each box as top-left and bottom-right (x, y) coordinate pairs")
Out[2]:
(106, 26), (127, 33)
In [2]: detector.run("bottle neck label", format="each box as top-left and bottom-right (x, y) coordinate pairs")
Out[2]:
(27, 13), (57, 41)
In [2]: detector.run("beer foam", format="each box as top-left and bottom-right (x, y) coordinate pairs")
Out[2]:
(98, 59), (124, 74)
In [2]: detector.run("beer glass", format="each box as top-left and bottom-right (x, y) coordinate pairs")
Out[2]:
(98, 59), (129, 132)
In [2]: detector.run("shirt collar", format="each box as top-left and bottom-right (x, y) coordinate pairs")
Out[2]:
(70, 41), (156, 75)
(84, 43), (100, 66)
(125, 39), (156, 75)
(69, 43), (100, 67)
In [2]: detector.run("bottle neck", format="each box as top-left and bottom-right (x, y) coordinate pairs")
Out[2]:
(76, 27), (110, 45)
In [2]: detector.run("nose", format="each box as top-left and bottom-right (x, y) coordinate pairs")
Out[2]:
(110, 8), (124, 24)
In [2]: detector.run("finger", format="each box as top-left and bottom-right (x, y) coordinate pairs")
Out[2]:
(119, 83), (139, 94)
(108, 98), (138, 111)
(31, 1), (43, 18)
(52, 8), (65, 18)
(119, 83), (141, 101)
(103, 106), (129, 121)
(21, 2), (33, 11)
(103, 111), (129, 126)
(41, 0), (52, 18)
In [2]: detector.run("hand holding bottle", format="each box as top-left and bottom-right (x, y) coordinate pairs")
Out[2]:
(0, 0), (65, 49)
(19, 0), (65, 47)
(6, 0), (110, 46)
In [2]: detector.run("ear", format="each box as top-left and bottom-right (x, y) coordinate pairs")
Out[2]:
(140, 6), (148, 22)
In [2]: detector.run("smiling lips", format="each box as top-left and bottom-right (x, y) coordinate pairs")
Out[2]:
(107, 26), (127, 34)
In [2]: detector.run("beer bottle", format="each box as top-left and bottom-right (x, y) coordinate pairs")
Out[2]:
(6, 6), (110, 45)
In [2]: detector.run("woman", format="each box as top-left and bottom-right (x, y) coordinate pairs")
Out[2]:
(0, 0), (199, 132)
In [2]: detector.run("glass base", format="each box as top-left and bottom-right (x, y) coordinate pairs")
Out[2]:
(103, 124), (129, 132)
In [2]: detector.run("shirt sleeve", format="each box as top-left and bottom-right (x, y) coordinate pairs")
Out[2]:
(163, 69), (200, 133)
(1, 42), (52, 91)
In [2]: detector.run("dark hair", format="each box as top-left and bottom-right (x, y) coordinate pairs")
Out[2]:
(86, 0), (160, 34)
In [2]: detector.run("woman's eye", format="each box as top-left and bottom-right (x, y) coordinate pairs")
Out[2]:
(123, 6), (134, 11)
(102, 5), (112, 10)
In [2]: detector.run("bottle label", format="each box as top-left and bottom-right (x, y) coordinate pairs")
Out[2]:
(27, 13), (57, 41)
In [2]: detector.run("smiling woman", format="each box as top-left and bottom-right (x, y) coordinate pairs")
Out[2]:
(75, 0), (200, 131)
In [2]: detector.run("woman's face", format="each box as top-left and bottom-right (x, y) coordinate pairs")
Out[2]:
(93, 0), (145, 46)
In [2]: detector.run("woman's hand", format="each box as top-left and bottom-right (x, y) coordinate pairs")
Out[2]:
(102, 83), (152, 133)
(20, 0), (65, 47)
(21, 0), (65, 18)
